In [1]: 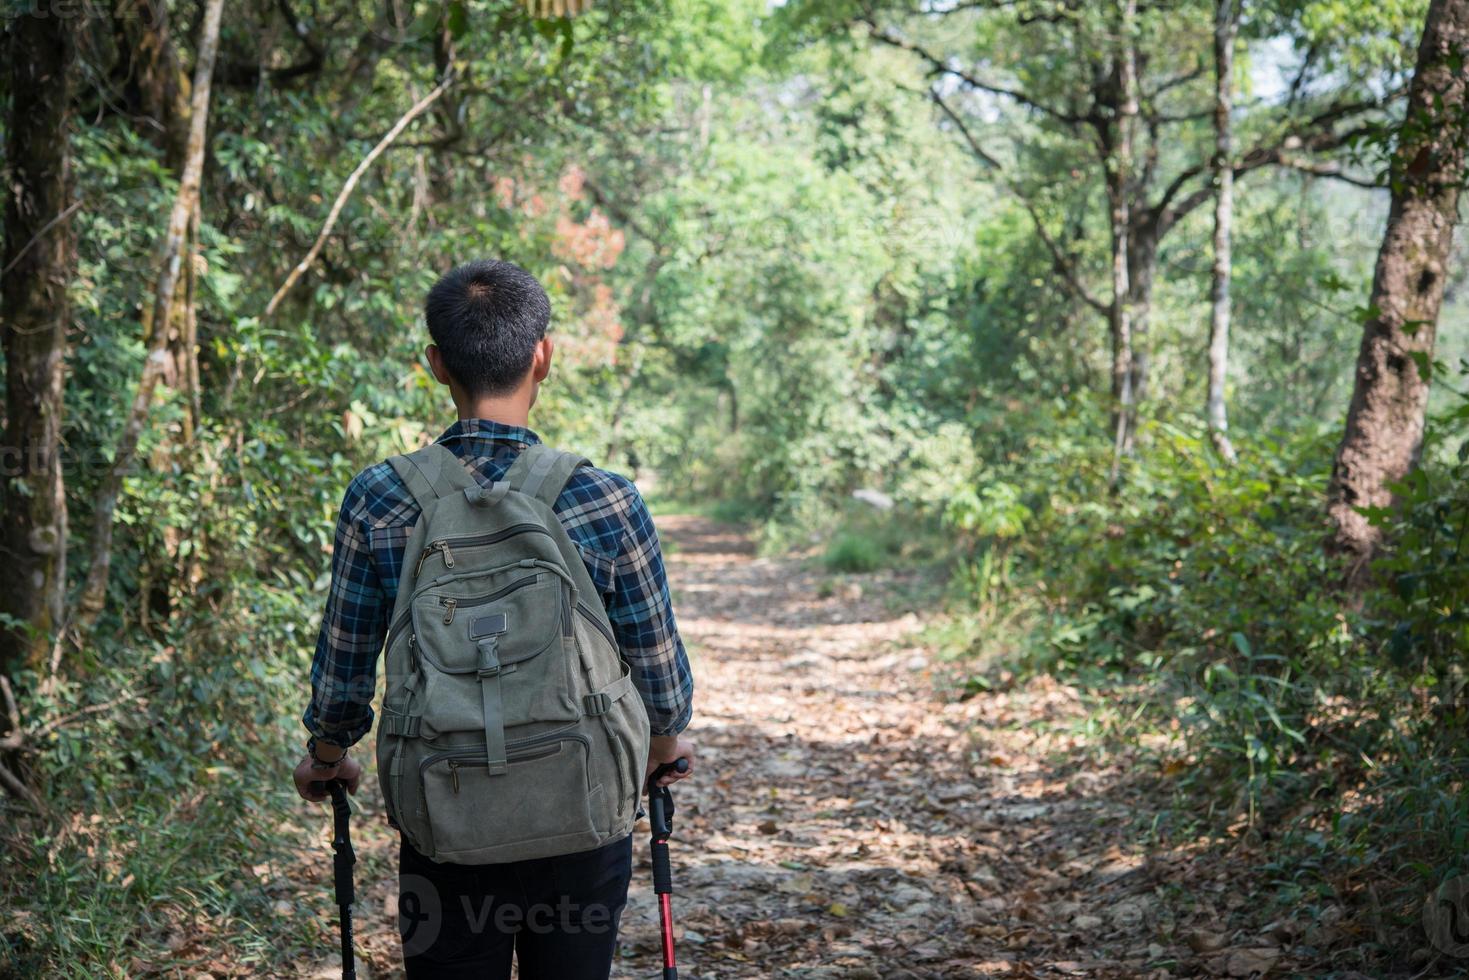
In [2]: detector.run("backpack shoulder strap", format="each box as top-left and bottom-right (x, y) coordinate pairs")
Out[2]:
(387, 444), (476, 511)
(503, 444), (589, 508)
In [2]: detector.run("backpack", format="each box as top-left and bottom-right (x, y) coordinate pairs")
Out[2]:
(374, 442), (650, 864)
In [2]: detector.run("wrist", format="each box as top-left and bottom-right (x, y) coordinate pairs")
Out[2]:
(307, 737), (346, 765)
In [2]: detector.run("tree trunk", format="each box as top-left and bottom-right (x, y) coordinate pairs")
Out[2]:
(0, 12), (75, 674)
(1326, 0), (1469, 576)
(1107, 0), (1140, 483)
(1208, 0), (1241, 463)
(1107, 171), (1133, 430)
(112, 0), (192, 174)
(1126, 228), (1157, 410)
(114, 0), (201, 439)
(77, 0), (225, 628)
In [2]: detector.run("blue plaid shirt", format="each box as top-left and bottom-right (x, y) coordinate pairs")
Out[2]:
(304, 418), (693, 746)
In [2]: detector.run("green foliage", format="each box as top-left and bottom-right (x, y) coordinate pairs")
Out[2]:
(931, 394), (1469, 964)
(823, 532), (884, 573)
(1368, 364), (1469, 684)
(5, 1), (733, 971)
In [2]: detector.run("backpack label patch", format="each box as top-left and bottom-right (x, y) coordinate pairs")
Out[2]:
(469, 613), (508, 639)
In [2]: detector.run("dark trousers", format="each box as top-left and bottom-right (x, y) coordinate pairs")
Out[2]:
(398, 834), (633, 980)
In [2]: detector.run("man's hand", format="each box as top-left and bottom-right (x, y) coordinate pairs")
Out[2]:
(646, 734), (695, 788)
(294, 752), (363, 802)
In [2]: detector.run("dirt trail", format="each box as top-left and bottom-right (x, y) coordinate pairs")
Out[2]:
(609, 516), (1183, 979)
(323, 516), (1203, 979)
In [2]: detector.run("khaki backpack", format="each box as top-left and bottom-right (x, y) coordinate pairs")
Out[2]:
(375, 443), (650, 863)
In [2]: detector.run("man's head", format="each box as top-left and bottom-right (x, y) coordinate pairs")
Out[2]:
(423, 260), (553, 405)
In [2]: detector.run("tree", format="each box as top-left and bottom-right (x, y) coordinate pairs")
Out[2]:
(77, 0), (226, 628)
(1, 12), (76, 674)
(1207, 0), (1241, 463)
(843, 0), (1405, 463)
(1107, 0), (1142, 477)
(111, 0), (202, 438)
(1327, 0), (1469, 575)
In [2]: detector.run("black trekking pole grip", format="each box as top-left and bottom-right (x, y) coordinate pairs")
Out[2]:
(649, 756), (690, 787)
(647, 757), (688, 980)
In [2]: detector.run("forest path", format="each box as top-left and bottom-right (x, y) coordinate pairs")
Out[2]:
(322, 516), (1196, 979)
(607, 516), (1181, 979)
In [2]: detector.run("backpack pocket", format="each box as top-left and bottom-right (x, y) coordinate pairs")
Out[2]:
(412, 570), (581, 735)
(419, 736), (603, 861)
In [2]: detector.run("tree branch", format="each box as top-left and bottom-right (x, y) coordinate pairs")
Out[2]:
(1144, 62), (1206, 100)
(1286, 44), (1320, 110)
(215, 0), (325, 90)
(1272, 153), (1382, 189)
(0, 677), (22, 753)
(0, 677), (43, 809)
(929, 88), (1109, 315)
(0, 200), (81, 279)
(866, 20), (1089, 126)
(927, 87), (1002, 168)
(263, 72), (454, 318)
(1151, 96), (1389, 235)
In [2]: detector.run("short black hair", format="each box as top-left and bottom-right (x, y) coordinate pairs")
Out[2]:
(424, 259), (551, 396)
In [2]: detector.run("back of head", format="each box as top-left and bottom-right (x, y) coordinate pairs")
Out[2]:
(424, 259), (551, 396)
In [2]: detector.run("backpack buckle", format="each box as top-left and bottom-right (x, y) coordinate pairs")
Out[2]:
(583, 692), (611, 716)
(476, 637), (502, 677)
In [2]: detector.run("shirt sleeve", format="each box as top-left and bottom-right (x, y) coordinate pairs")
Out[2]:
(303, 474), (386, 747)
(606, 482), (694, 736)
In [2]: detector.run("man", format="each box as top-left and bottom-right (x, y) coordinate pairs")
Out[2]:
(292, 259), (695, 979)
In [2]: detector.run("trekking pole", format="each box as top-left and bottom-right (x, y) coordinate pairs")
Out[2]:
(648, 757), (690, 980)
(310, 779), (357, 980)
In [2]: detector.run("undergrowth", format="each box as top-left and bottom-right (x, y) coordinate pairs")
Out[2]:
(0, 576), (331, 976)
(895, 394), (1468, 970)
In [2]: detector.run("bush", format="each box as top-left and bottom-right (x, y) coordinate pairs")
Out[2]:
(942, 401), (1373, 799)
(935, 394), (1469, 966)
(823, 532), (884, 573)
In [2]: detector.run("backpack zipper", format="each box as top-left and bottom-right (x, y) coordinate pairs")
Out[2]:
(421, 730), (592, 791)
(385, 608), (413, 653)
(418, 726), (585, 772)
(415, 523), (551, 576)
(448, 745), (561, 791)
(415, 541), (454, 576)
(576, 601), (617, 647)
(442, 575), (543, 626)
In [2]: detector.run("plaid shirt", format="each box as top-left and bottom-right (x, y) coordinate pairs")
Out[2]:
(304, 418), (693, 746)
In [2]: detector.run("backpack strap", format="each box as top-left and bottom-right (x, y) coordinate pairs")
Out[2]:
(387, 444), (476, 511)
(503, 444), (589, 507)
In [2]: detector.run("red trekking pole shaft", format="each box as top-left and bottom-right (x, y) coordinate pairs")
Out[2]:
(648, 758), (689, 980)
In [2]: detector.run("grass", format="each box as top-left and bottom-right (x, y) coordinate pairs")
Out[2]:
(822, 532), (884, 573)
(2, 788), (324, 977)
